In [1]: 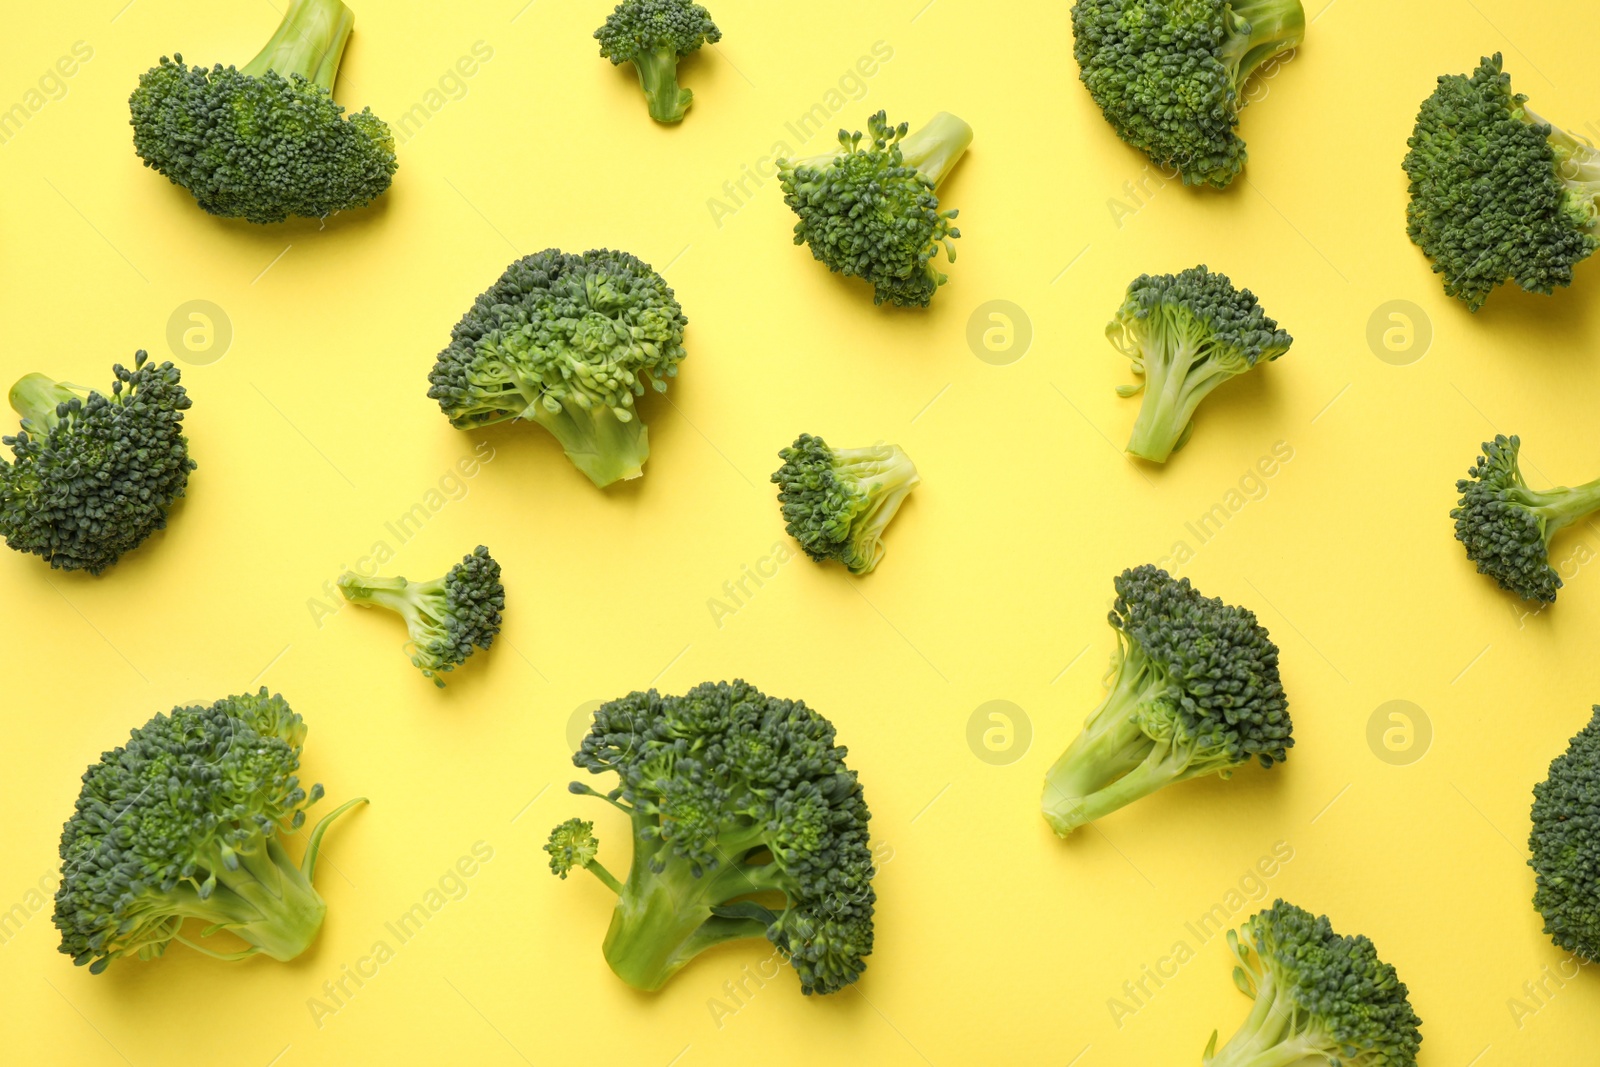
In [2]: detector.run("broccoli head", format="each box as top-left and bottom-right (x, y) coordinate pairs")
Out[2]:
(777, 111), (972, 308)
(1042, 564), (1292, 836)
(547, 680), (876, 995)
(1404, 54), (1600, 311)
(1451, 435), (1600, 604)
(595, 0), (721, 124)
(771, 433), (920, 575)
(1530, 708), (1600, 961)
(337, 545), (504, 686)
(427, 249), (689, 488)
(1205, 900), (1423, 1067)
(53, 689), (365, 973)
(129, 0), (397, 224)
(1108, 265), (1292, 463)
(1072, 0), (1305, 188)
(0, 351), (195, 575)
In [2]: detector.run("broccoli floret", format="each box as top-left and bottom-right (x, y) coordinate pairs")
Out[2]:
(337, 545), (504, 687)
(777, 111), (972, 308)
(1451, 435), (1600, 604)
(547, 680), (876, 995)
(53, 689), (365, 973)
(1072, 0), (1305, 188)
(1530, 708), (1600, 960)
(771, 433), (920, 575)
(1042, 564), (1292, 836)
(427, 249), (689, 488)
(1108, 265), (1292, 464)
(0, 351), (195, 575)
(594, 0), (721, 124)
(1404, 54), (1600, 311)
(1204, 900), (1423, 1067)
(128, 0), (396, 224)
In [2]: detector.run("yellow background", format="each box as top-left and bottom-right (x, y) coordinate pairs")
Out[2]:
(2, 0), (1598, 1062)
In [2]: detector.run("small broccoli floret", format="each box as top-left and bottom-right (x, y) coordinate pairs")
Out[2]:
(1404, 54), (1600, 311)
(548, 680), (876, 995)
(595, 0), (721, 124)
(1205, 900), (1423, 1067)
(771, 433), (920, 575)
(1451, 435), (1600, 604)
(1072, 0), (1305, 188)
(1107, 265), (1292, 463)
(777, 111), (972, 308)
(1042, 564), (1292, 836)
(1530, 708), (1600, 960)
(129, 0), (396, 224)
(0, 351), (195, 575)
(337, 545), (504, 687)
(427, 249), (689, 488)
(53, 689), (365, 973)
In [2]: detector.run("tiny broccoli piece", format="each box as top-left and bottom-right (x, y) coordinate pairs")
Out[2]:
(1042, 564), (1292, 836)
(777, 111), (972, 308)
(1205, 899), (1423, 1067)
(1451, 435), (1600, 604)
(53, 689), (365, 973)
(1530, 708), (1600, 960)
(337, 545), (504, 686)
(1108, 265), (1292, 463)
(0, 351), (195, 574)
(128, 0), (396, 224)
(1404, 54), (1600, 311)
(771, 433), (920, 575)
(1072, 0), (1305, 188)
(427, 248), (689, 488)
(595, 0), (721, 124)
(548, 680), (876, 995)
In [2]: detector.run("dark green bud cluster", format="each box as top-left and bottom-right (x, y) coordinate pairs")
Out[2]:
(595, 0), (721, 123)
(771, 433), (921, 575)
(1530, 708), (1600, 961)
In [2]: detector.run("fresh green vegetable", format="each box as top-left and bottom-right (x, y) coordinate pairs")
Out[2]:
(53, 690), (364, 973)
(1042, 564), (1292, 836)
(546, 680), (875, 995)
(595, 0), (721, 124)
(129, 0), (396, 224)
(1530, 706), (1600, 960)
(771, 433), (920, 575)
(337, 546), (504, 686)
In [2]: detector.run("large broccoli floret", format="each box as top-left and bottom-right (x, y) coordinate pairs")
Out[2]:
(0, 351), (195, 575)
(1404, 54), (1600, 311)
(777, 111), (972, 308)
(595, 0), (721, 124)
(1108, 265), (1292, 464)
(128, 0), (396, 224)
(1530, 708), (1600, 960)
(546, 680), (876, 995)
(337, 545), (504, 687)
(53, 690), (365, 973)
(1204, 900), (1423, 1067)
(1072, 0), (1305, 188)
(1451, 435), (1600, 604)
(1042, 564), (1292, 836)
(771, 433), (920, 575)
(427, 249), (689, 488)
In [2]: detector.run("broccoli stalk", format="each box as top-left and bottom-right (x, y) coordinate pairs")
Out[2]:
(9, 374), (85, 431)
(239, 0), (354, 91)
(337, 546), (504, 686)
(1220, 0), (1306, 88)
(628, 44), (696, 125)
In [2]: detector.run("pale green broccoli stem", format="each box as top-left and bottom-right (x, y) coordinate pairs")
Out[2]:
(834, 446), (921, 574)
(1525, 110), (1600, 209)
(9, 373), (88, 433)
(240, 0), (356, 92)
(527, 397), (649, 488)
(1220, 0), (1306, 90)
(631, 47), (694, 124)
(337, 573), (435, 621)
(1206, 963), (1313, 1067)
(1124, 324), (1241, 463)
(1516, 477), (1600, 540)
(896, 112), (975, 190)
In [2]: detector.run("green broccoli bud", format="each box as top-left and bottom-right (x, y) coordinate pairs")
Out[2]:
(337, 546), (504, 687)
(52, 690), (366, 973)
(128, 0), (397, 224)
(1530, 707), (1600, 961)
(1205, 900), (1423, 1067)
(1042, 565), (1292, 836)
(1108, 265), (1292, 463)
(1404, 54), (1600, 311)
(1072, 0), (1305, 188)
(427, 249), (689, 488)
(771, 433), (920, 575)
(777, 111), (972, 308)
(0, 351), (195, 575)
(594, 0), (721, 124)
(549, 680), (876, 995)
